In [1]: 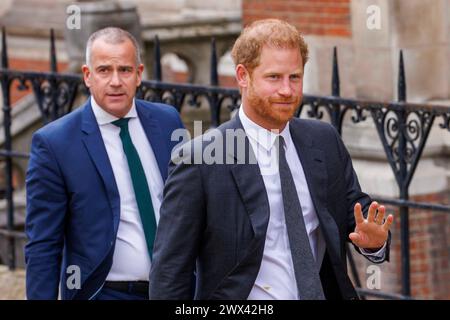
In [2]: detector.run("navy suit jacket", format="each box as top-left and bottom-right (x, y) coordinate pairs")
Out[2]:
(25, 98), (184, 300)
(149, 114), (390, 300)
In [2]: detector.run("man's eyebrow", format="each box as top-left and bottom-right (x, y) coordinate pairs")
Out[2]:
(263, 71), (303, 76)
(95, 64), (111, 70)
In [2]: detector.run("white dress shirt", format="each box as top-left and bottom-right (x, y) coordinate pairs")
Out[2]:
(91, 97), (164, 281)
(239, 106), (385, 300)
(240, 107), (325, 300)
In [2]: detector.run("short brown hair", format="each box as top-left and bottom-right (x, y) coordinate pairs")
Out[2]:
(231, 19), (308, 72)
(85, 27), (141, 67)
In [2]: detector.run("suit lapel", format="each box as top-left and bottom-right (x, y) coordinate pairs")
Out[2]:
(136, 101), (170, 182)
(81, 101), (120, 232)
(227, 115), (270, 243)
(231, 164), (270, 241)
(289, 121), (341, 256)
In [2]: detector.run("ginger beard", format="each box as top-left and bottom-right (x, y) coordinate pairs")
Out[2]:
(246, 75), (301, 128)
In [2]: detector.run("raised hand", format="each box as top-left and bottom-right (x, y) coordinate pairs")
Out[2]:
(349, 202), (393, 250)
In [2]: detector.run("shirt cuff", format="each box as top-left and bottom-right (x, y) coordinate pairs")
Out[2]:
(360, 241), (387, 258)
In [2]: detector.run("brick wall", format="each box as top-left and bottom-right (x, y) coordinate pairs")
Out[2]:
(243, 0), (351, 37)
(406, 193), (450, 299)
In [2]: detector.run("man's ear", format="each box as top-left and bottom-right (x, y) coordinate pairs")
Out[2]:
(81, 65), (91, 88)
(236, 64), (250, 88)
(136, 63), (144, 86)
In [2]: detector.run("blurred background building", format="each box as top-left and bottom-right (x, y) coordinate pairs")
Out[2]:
(0, 0), (448, 299)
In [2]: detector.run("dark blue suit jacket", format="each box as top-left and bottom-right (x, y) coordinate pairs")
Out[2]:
(25, 98), (184, 300)
(150, 115), (390, 300)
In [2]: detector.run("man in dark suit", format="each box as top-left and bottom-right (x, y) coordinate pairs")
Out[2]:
(25, 27), (184, 300)
(149, 19), (393, 300)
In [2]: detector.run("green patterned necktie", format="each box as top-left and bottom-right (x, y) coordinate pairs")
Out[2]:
(112, 117), (157, 259)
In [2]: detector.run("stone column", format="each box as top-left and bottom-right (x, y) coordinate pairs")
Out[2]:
(183, 0), (241, 12)
(351, 0), (449, 102)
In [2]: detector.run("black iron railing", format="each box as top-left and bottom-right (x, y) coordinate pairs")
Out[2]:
(0, 28), (449, 300)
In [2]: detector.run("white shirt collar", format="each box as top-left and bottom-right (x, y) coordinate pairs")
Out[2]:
(238, 105), (292, 152)
(91, 96), (138, 125)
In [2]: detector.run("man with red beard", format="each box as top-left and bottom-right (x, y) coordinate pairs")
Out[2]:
(149, 19), (393, 300)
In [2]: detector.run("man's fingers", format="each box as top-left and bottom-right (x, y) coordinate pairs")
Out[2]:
(367, 201), (378, 222)
(349, 232), (361, 245)
(354, 203), (364, 224)
(375, 205), (385, 224)
(382, 214), (394, 231)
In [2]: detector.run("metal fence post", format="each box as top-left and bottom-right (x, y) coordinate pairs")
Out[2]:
(1, 27), (15, 270)
(397, 50), (411, 296)
(331, 46), (342, 134)
(209, 38), (220, 127)
(49, 28), (58, 120)
(153, 35), (162, 82)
